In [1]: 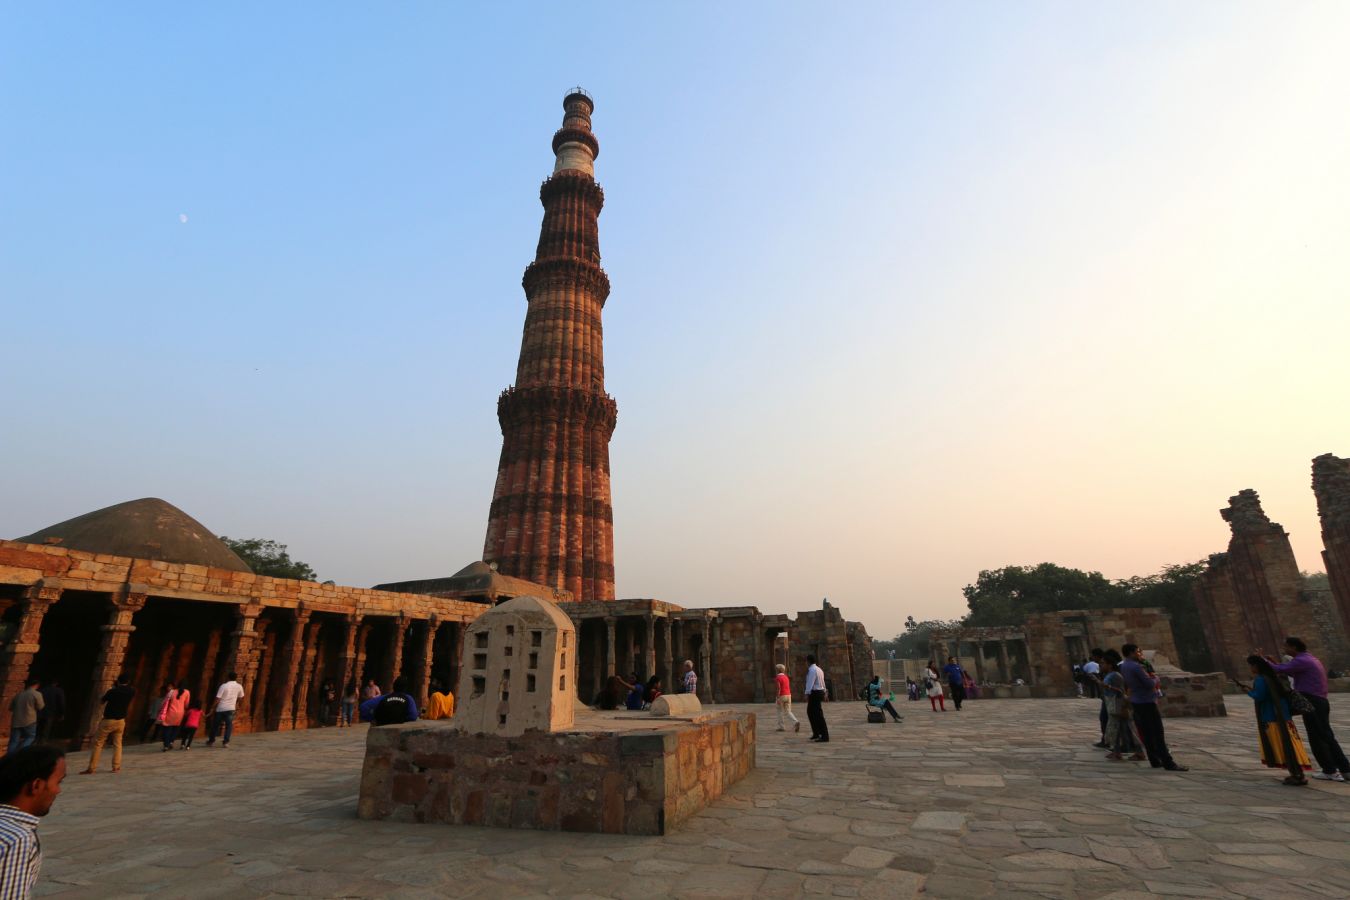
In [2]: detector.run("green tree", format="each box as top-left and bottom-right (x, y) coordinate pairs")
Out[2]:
(220, 537), (318, 581)
(1301, 571), (1331, 592)
(962, 563), (1122, 626)
(1115, 561), (1209, 672)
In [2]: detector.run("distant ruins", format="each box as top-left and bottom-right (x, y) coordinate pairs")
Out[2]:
(0, 90), (871, 750)
(1194, 478), (1350, 679)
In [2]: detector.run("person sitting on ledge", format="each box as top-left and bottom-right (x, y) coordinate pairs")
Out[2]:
(643, 676), (662, 708)
(865, 676), (903, 722)
(369, 677), (420, 727)
(425, 680), (455, 720)
(625, 680), (645, 711)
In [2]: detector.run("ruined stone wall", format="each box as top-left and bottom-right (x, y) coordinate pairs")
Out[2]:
(1024, 607), (1177, 695)
(787, 604), (856, 700)
(1192, 554), (1252, 678)
(710, 613), (761, 704)
(846, 621), (874, 698)
(1313, 453), (1350, 669)
(358, 711), (756, 835)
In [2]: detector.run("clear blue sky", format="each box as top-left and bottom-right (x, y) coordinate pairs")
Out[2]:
(4, 4), (1348, 638)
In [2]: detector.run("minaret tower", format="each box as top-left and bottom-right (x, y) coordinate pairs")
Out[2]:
(483, 89), (617, 601)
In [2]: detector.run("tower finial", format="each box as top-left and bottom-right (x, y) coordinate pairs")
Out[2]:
(553, 88), (598, 176)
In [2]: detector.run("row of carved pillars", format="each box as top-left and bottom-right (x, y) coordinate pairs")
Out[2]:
(0, 585), (467, 747)
(580, 613), (726, 705)
(931, 636), (1026, 683)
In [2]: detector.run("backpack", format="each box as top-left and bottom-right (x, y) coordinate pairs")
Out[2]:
(372, 694), (410, 726)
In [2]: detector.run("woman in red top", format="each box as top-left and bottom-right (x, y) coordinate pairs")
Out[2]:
(774, 664), (800, 732)
(178, 702), (204, 750)
(158, 682), (190, 752)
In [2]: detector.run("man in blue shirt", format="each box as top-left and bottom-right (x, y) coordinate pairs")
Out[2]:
(1119, 644), (1187, 771)
(942, 657), (966, 711)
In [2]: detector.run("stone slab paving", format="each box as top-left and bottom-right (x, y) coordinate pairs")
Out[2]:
(36, 698), (1350, 898)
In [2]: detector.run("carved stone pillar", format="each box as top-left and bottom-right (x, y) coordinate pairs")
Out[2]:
(699, 615), (713, 703)
(77, 591), (147, 747)
(353, 621), (373, 689)
(643, 616), (656, 683)
(196, 624), (224, 710)
(450, 621), (466, 697)
(223, 602), (262, 730)
(383, 615), (407, 690)
(972, 642), (986, 683)
(413, 616), (437, 706)
(604, 616), (616, 678)
(662, 617), (673, 691)
(274, 608), (312, 730)
(290, 617), (323, 729)
(0, 585), (60, 742)
(751, 613), (765, 703)
(334, 614), (359, 702)
(247, 623), (274, 732)
(997, 640), (1011, 682)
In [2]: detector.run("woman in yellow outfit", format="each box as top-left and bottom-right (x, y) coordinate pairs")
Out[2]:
(1241, 655), (1310, 785)
(425, 679), (455, 720)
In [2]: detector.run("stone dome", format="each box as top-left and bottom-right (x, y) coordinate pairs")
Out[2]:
(14, 497), (252, 573)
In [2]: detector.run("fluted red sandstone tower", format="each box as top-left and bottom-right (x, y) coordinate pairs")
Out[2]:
(483, 89), (617, 601)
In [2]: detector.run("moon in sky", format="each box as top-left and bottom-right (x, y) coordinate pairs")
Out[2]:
(179, 213), (188, 224)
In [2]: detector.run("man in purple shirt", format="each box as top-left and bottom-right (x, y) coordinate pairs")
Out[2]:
(1270, 637), (1349, 782)
(1119, 643), (1187, 771)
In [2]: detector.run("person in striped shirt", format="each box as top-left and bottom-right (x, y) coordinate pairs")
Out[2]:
(0, 745), (66, 899)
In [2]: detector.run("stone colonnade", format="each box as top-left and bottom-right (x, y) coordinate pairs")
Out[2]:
(0, 539), (483, 748)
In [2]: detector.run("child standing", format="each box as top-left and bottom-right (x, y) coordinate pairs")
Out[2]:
(179, 702), (203, 749)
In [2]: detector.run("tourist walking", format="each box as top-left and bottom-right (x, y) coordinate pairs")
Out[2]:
(339, 681), (359, 727)
(0, 745), (66, 898)
(5, 680), (43, 756)
(178, 702), (203, 749)
(80, 674), (135, 774)
(318, 680), (336, 727)
(1088, 648), (1108, 747)
(1100, 652), (1144, 761)
(1267, 637), (1349, 782)
(681, 660), (698, 696)
(805, 655), (829, 742)
(1240, 655), (1310, 785)
(942, 657), (965, 711)
(205, 671), (245, 748)
(1120, 644), (1187, 771)
(865, 675), (903, 722)
(157, 681), (190, 751)
(924, 664), (946, 712)
(141, 683), (170, 742)
(774, 664), (800, 732)
(36, 681), (64, 743)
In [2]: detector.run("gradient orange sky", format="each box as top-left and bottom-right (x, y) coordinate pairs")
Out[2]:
(3, 5), (1348, 638)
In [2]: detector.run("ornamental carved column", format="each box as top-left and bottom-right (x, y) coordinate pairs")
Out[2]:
(223, 601), (262, 730)
(352, 620), (373, 689)
(751, 613), (765, 703)
(79, 590), (147, 747)
(0, 585), (60, 739)
(996, 640), (1011, 682)
(334, 614), (359, 701)
(483, 90), (618, 602)
(662, 618), (674, 690)
(699, 615), (713, 704)
(644, 616), (656, 683)
(290, 617), (322, 729)
(196, 624), (224, 710)
(450, 621), (466, 698)
(274, 607), (312, 731)
(604, 616), (616, 678)
(383, 615), (407, 690)
(413, 616), (437, 706)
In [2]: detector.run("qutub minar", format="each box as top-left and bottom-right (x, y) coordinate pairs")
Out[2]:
(0, 90), (878, 755)
(482, 89), (618, 601)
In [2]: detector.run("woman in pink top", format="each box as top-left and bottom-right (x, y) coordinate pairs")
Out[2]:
(774, 664), (800, 732)
(158, 681), (190, 752)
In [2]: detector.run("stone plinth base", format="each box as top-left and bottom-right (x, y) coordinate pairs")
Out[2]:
(357, 708), (755, 835)
(1158, 671), (1227, 717)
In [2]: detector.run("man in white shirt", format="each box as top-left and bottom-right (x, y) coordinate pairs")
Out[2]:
(205, 671), (246, 748)
(804, 655), (829, 743)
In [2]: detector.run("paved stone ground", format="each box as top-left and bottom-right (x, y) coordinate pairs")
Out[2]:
(36, 698), (1350, 899)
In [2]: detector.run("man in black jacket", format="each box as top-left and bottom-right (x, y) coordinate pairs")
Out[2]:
(80, 675), (136, 774)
